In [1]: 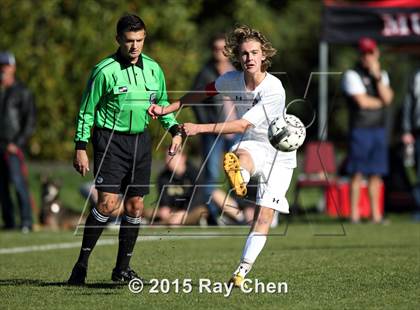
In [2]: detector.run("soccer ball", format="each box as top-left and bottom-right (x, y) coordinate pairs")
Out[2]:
(268, 114), (306, 152)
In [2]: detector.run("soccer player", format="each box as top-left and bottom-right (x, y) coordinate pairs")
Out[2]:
(148, 25), (296, 286)
(68, 14), (182, 285)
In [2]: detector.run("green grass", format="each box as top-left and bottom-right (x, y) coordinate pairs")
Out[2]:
(0, 220), (419, 309)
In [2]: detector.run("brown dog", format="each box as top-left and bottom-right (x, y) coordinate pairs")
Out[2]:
(39, 177), (85, 230)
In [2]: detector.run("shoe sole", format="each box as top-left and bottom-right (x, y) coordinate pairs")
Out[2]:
(223, 152), (247, 197)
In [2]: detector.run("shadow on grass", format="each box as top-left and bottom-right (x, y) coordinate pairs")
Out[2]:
(1, 278), (212, 290)
(0, 278), (127, 290)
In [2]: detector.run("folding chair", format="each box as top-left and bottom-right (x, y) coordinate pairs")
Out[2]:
(292, 141), (337, 212)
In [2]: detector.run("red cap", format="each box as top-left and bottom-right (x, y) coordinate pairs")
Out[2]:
(358, 37), (377, 54)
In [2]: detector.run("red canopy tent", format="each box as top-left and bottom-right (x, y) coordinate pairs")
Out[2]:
(318, 0), (420, 139)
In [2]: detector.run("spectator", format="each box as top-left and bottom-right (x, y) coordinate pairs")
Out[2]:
(401, 68), (420, 221)
(342, 38), (393, 224)
(143, 151), (208, 226)
(191, 33), (236, 224)
(0, 51), (36, 233)
(212, 180), (257, 225)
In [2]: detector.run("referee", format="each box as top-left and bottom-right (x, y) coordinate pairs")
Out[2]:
(68, 14), (182, 285)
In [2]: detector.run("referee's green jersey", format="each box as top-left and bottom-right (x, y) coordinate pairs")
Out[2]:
(75, 50), (178, 149)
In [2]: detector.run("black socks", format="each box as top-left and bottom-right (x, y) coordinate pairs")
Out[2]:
(115, 214), (141, 270)
(76, 208), (109, 267)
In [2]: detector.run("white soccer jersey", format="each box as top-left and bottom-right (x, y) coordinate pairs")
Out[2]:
(215, 70), (296, 168)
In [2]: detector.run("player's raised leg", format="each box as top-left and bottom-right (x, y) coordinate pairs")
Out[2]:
(230, 165), (294, 287)
(68, 191), (120, 285)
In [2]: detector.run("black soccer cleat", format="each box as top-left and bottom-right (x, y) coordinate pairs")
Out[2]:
(67, 263), (87, 285)
(111, 266), (142, 282)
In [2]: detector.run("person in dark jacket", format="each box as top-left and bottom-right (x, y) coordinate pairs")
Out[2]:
(0, 51), (36, 232)
(401, 68), (420, 221)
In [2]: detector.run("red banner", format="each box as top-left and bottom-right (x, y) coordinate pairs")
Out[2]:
(322, 0), (420, 44)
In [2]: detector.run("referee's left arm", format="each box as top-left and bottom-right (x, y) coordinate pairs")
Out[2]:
(73, 68), (106, 176)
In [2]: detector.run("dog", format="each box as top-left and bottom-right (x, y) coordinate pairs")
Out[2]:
(39, 177), (85, 230)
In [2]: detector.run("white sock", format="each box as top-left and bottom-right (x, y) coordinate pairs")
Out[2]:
(271, 211), (279, 228)
(240, 168), (250, 184)
(240, 231), (267, 268)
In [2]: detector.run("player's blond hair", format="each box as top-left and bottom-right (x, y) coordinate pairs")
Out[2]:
(224, 25), (277, 71)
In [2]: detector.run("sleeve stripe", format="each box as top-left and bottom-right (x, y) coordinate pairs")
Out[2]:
(79, 91), (92, 141)
(112, 109), (116, 129)
(90, 59), (115, 83)
(77, 60), (115, 141)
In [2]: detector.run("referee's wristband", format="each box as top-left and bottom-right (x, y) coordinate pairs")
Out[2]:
(75, 141), (88, 150)
(168, 124), (183, 137)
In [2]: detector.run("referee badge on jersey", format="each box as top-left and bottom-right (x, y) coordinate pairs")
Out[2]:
(149, 92), (157, 104)
(118, 86), (128, 93)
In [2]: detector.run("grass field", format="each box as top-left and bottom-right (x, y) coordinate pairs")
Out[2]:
(1, 219), (419, 309)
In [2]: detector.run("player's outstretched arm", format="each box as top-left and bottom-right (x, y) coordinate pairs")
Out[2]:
(148, 101), (180, 119)
(148, 89), (212, 118)
(182, 119), (252, 136)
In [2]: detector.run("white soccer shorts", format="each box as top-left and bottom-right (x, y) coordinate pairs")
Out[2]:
(231, 140), (294, 214)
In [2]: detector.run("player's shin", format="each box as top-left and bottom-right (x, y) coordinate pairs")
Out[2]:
(235, 231), (267, 278)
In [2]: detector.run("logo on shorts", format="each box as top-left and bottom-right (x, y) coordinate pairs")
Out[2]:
(97, 176), (104, 184)
(149, 93), (157, 104)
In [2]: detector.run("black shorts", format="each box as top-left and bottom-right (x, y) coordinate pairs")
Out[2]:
(93, 128), (152, 197)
